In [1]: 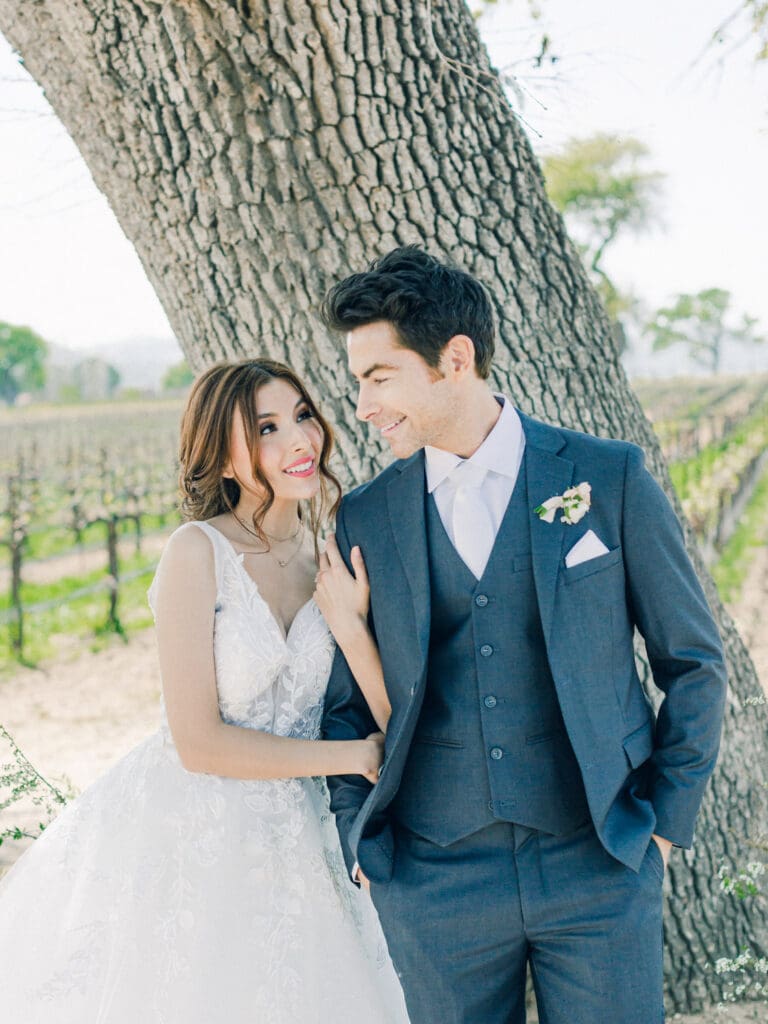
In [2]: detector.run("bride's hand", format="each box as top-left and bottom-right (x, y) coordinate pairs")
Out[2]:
(361, 731), (385, 784)
(313, 534), (370, 643)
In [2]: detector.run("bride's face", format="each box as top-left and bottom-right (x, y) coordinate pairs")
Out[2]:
(225, 379), (324, 502)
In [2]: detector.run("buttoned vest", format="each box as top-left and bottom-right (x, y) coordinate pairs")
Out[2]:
(391, 460), (590, 846)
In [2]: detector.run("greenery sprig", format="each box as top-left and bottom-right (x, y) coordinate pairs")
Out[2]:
(0, 723), (70, 847)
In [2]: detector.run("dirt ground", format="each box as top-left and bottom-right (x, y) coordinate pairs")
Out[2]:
(0, 551), (766, 1021)
(0, 629), (161, 873)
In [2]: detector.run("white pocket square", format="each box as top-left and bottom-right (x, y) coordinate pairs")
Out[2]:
(565, 529), (609, 568)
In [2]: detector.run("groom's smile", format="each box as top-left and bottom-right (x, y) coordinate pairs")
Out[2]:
(379, 416), (406, 436)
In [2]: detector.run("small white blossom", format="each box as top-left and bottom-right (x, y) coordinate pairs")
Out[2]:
(537, 496), (564, 523)
(535, 482), (591, 525)
(564, 482), (592, 503)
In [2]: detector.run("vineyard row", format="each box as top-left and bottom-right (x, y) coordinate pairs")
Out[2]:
(1, 383), (767, 663)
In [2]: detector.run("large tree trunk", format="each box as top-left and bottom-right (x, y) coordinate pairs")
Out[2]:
(2, 0), (765, 1011)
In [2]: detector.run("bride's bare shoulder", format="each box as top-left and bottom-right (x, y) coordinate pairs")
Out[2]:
(152, 523), (217, 609)
(160, 520), (216, 565)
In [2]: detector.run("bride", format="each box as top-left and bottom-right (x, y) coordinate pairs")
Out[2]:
(0, 359), (408, 1023)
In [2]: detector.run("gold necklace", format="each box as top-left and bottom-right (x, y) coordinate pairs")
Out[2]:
(264, 521), (302, 543)
(235, 514), (305, 568)
(234, 513), (302, 543)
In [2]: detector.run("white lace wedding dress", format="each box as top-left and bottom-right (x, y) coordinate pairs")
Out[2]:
(0, 521), (408, 1023)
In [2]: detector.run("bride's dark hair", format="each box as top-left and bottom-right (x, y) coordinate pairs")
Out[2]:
(178, 359), (341, 552)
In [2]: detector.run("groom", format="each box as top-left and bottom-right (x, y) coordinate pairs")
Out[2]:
(320, 247), (727, 1023)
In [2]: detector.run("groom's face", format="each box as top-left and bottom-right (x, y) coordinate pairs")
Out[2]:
(347, 321), (459, 458)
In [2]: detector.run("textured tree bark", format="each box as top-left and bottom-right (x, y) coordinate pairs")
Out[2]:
(1, 0), (765, 1011)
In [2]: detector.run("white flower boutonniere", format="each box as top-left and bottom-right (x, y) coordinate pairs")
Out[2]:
(534, 482), (592, 525)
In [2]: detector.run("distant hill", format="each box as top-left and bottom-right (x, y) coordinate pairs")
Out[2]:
(47, 336), (184, 392)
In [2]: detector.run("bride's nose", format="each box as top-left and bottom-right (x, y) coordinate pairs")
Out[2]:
(287, 421), (311, 452)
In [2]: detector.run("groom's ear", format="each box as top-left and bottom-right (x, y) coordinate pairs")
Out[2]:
(440, 334), (477, 379)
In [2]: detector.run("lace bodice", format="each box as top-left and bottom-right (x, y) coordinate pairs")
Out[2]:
(148, 520), (336, 740)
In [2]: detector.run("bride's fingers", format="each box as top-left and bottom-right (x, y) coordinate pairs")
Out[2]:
(324, 533), (344, 568)
(318, 550), (331, 573)
(350, 546), (369, 588)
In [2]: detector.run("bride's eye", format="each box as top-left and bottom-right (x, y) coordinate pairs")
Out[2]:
(297, 407), (314, 422)
(259, 422), (276, 436)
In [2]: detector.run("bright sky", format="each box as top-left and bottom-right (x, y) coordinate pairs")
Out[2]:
(1, 0), (767, 373)
(478, 0), (768, 374)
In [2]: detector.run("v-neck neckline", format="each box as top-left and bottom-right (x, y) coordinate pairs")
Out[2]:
(196, 521), (315, 645)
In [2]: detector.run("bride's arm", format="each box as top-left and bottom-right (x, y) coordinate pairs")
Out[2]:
(314, 535), (391, 733)
(153, 525), (382, 780)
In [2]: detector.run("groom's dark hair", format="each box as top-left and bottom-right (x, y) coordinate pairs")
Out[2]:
(320, 246), (495, 379)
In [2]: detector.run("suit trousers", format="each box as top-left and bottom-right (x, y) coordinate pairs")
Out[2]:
(369, 820), (665, 1024)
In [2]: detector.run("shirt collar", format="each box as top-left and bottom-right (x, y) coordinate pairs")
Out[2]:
(424, 395), (523, 493)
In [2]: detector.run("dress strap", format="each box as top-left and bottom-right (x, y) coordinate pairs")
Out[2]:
(187, 521), (228, 602)
(146, 520), (227, 619)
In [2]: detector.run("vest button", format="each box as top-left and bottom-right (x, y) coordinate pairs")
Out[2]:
(480, 644), (493, 657)
(490, 747), (503, 760)
(475, 594), (489, 607)
(484, 695), (498, 709)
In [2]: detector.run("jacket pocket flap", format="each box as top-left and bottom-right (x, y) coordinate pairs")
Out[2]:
(563, 546), (622, 584)
(622, 718), (654, 769)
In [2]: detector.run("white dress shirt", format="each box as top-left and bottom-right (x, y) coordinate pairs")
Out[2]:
(424, 396), (526, 576)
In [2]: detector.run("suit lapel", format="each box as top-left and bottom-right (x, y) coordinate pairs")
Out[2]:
(386, 451), (431, 676)
(519, 412), (574, 647)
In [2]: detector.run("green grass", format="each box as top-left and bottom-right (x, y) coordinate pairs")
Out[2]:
(713, 465), (768, 604)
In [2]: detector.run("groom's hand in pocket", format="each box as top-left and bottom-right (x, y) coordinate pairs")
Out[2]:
(651, 833), (673, 869)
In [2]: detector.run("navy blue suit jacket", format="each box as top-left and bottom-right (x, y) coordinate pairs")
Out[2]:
(321, 411), (727, 883)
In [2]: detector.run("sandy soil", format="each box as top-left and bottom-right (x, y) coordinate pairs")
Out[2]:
(0, 629), (161, 872)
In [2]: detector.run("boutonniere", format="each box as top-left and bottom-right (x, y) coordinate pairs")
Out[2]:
(534, 482), (592, 525)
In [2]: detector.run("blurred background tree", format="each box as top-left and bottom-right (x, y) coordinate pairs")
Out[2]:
(161, 360), (194, 392)
(542, 133), (664, 352)
(0, 321), (47, 406)
(711, 1), (768, 61)
(646, 288), (765, 374)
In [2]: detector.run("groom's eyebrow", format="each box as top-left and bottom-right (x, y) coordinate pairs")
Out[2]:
(355, 362), (399, 381)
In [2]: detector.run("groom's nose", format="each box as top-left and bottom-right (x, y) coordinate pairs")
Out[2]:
(355, 386), (377, 422)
